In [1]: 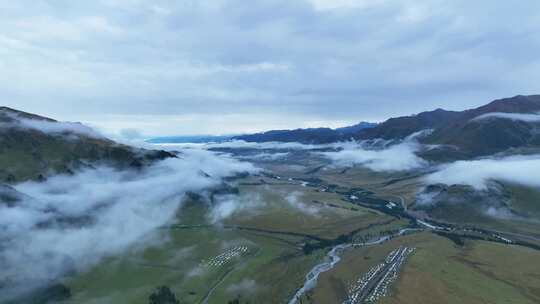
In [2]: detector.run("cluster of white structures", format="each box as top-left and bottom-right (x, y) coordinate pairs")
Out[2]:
(345, 263), (385, 303)
(201, 246), (249, 268)
(493, 234), (513, 244)
(416, 219), (514, 245)
(366, 247), (415, 302)
(344, 246), (415, 304)
(385, 202), (397, 209)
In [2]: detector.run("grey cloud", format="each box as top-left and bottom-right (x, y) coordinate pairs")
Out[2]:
(2, 1), (540, 134)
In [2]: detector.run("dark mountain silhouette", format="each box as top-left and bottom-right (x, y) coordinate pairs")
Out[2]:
(0, 107), (174, 183)
(233, 122), (376, 144)
(356, 108), (462, 140)
(423, 95), (540, 157)
(233, 95), (540, 158)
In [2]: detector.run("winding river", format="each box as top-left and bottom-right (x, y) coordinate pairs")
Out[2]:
(288, 243), (351, 304)
(288, 228), (419, 304)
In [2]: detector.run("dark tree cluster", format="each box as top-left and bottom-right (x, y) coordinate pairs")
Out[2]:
(148, 286), (180, 304)
(227, 298), (250, 304)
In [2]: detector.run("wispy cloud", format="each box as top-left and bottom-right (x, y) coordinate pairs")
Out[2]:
(17, 118), (104, 138)
(425, 155), (540, 190)
(209, 193), (266, 224)
(237, 152), (290, 161)
(0, 149), (256, 300)
(319, 140), (427, 172)
(204, 140), (321, 150)
(161, 138), (428, 172)
(285, 191), (320, 215)
(2, 111), (104, 138)
(226, 279), (259, 295)
(473, 112), (540, 123)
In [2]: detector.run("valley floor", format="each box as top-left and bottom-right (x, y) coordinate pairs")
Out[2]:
(52, 148), (540, 304)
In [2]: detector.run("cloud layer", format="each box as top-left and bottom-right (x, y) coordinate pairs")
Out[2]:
(474, 112), (540, 123)
(0, 149), (256, 300)
(13, 117), (104, 138)
(285, 191), (319, 215)
(3, 1), (540, 135)
(425, 155), (540, 190)
(160, 138), (428, 172)
(209, 193), (266, 224)
(319, 141), (427, 171)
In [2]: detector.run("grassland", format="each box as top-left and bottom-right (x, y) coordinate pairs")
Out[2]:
(65, 225), (327, 304)
(63, 172), (399, 304)
(383, 235), (540, 303)
(300, 232), (540, 304)
(59, 149), (540, 304)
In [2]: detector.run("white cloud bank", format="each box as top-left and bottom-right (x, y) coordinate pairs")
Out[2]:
(209, 193), (266, 224)
(426, 155), (540, 190)
(2, 111), (104, 139)
(285, 191), (320, 215)
(226, 279), (259, 295)
(0, 149), (256, 300)
(17, 118), (104, 138)
(319, 141), (427, 172)
(237, 152), (290, 161)
(157, 140), (376, 151)
(203, 140), (320, 150)
(474, 112), (540, 123)
(159, 138), (428, 172)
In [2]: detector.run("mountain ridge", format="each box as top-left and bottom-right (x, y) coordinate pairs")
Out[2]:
(233, 122), (376, 144)
(233, 94), (540, 158)
(0, 107), (175, 183)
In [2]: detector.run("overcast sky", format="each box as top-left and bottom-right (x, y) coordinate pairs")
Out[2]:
(2, 0), (540, 136)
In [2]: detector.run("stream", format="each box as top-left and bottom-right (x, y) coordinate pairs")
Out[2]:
(288, 243), (351, 304)
(288, 228), (418, 304)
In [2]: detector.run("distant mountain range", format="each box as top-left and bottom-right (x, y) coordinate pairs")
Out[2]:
(147, 123), (377, 145)
(233, 122), (377, 144)
(423, 95), (540, 157)
(147, 135), (233, 144)
(234, 95), (540, 159)
(2, 94), (540, 184)
(0, 107), (174, 183)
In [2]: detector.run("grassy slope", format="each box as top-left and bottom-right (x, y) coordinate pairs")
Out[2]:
(0, 118), (171, 183)
(506, 183), (540, 218)
(304, 232), (540, 304)
(382, 235), (540, 304)
(57, 150), (540, 304)
(64, 179), (395, 304)
(227, 183), (391, 239)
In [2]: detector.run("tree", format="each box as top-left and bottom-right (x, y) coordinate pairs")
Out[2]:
(148, 286), (180, 304)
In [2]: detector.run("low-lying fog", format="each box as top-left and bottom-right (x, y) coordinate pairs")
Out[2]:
(0, 149), (256, 300)
(171, 137), (540, 207)
(426, 155), (540, 190)
(164, 138), (540, 192)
